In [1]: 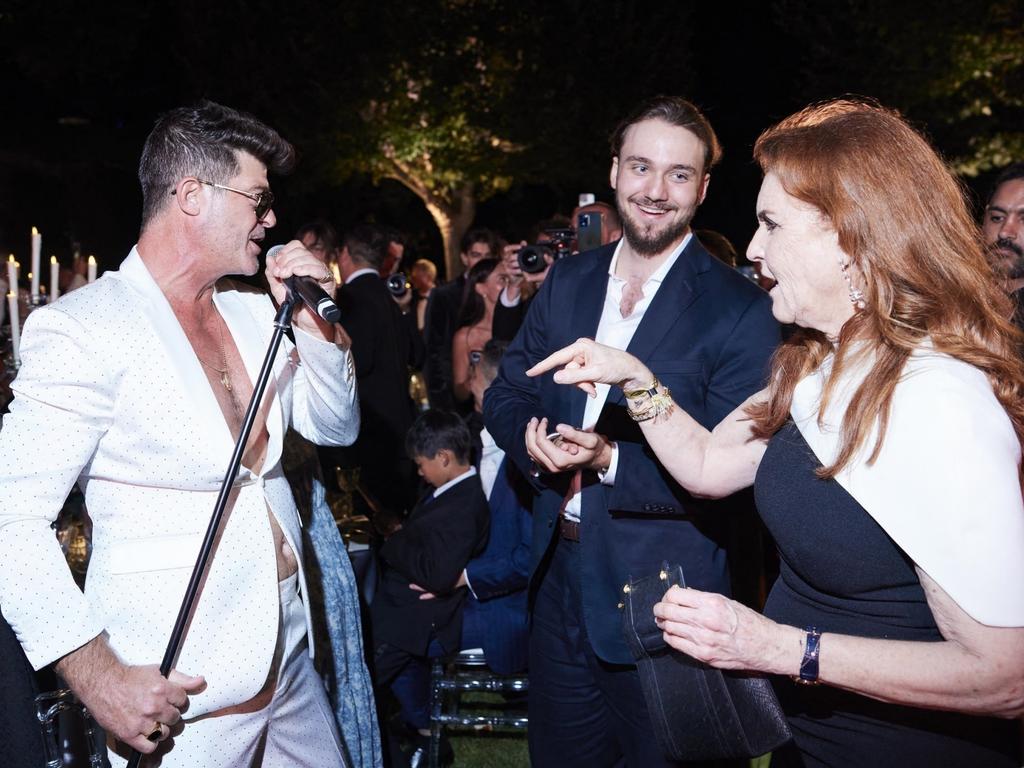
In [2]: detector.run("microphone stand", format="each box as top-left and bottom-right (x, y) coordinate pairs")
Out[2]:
(127, 291), (300, 768)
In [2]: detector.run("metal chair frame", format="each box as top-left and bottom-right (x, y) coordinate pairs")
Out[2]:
(428, 651), (528, 767)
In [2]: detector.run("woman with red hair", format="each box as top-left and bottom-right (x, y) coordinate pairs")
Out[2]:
(527, 100), (1024, 766)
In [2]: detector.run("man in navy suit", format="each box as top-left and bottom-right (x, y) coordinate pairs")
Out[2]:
(483, 96), (780, 767)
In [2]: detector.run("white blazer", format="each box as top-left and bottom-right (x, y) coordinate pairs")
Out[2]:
(0, 247), (358, 717)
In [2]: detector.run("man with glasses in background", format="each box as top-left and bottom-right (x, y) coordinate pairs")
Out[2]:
(0, 101), (359, 767)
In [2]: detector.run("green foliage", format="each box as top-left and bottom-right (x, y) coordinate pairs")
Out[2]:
(776, 0), (1024, 176)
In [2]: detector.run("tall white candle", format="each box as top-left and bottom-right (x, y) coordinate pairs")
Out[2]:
(50, 256), (60, 302)
(6, 255), (16, 290)
(7, 291), (20, 365)
(30, 227), (41, 300)
(87, 255), (97, 283)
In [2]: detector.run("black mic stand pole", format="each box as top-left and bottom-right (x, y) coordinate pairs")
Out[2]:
(127, 291), (300, 768)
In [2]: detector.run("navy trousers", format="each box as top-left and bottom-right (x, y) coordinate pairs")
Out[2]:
(528, 536), (691, 768)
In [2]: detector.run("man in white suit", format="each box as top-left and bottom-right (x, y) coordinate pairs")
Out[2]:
(0, 102), (359, 766)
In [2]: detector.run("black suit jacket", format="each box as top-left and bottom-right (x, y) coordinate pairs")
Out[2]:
(422, 275), (466, 410)
(483, 238), (780, 664)
(335, 273), (421, 507)
(371, 474), (490, 655)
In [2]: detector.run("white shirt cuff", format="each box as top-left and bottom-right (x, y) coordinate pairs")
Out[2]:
(598, 442), (619, 486)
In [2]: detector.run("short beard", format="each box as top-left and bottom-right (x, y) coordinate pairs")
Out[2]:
(991, 238), (1024, 280)
(619, 207), (693, 259)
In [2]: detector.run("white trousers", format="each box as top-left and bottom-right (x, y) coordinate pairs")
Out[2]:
(109, 573), (347, 767)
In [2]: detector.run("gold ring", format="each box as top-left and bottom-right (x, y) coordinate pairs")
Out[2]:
(146, 721), (164, 742)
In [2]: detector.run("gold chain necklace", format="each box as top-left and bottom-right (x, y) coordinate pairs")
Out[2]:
(196, 321), (233, 393)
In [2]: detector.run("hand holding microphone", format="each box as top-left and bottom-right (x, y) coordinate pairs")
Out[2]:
(265, 243), (341, 326)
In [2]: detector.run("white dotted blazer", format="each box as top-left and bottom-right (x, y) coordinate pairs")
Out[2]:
(0, 247), (359, 718)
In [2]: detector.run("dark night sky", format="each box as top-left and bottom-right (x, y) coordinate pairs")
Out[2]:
(0, 2), (1000, 278)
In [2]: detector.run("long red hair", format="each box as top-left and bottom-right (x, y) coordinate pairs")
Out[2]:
(746, 99), (1024, 483)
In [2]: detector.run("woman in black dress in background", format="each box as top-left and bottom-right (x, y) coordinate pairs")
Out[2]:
(527, 99), (1024, 766)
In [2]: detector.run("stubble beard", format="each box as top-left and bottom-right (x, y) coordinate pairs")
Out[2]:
(618, 195), (695, 257)
(990, 238), (1024, 280)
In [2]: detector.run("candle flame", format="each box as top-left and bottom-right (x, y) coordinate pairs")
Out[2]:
(88, 255), (97, 264)
(50, 255), (58, 264)
(31, 227), (39, 236)
(7, 254), (14, 262)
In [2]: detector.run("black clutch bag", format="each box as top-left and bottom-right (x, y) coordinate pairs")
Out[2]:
(621, 562), (792, 761)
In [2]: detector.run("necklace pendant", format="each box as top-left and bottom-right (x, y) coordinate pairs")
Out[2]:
(221, 371), (232, 391)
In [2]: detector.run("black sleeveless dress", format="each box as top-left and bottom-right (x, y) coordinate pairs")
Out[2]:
(755, 421), (1020, 767)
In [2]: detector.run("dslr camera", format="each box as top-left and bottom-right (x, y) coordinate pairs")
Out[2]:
(386, 272), (410, 298)
(517, 228), (575, 274)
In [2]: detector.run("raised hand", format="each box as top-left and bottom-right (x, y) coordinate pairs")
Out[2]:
(525, 416), (613, 475)
(526, 337), (655, 396)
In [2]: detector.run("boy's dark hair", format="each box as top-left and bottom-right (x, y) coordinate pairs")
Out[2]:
(138, 100), (295, 229)
(406, 409), (472, 464)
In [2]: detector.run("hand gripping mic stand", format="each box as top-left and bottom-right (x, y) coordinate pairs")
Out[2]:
(127, 290), (301, 768)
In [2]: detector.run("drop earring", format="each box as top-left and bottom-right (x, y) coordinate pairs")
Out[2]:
(839, 258), (867, 311)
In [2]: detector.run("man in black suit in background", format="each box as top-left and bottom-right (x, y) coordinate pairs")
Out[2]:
(333, 224), (422, 516)
(423, 228), (496, 410)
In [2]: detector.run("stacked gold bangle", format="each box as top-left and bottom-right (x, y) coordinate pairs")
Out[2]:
(623, 377), (674, 423)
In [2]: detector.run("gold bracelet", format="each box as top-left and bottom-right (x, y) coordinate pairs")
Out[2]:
(623, 378), (660, 401)
(626, 381), (674, 423)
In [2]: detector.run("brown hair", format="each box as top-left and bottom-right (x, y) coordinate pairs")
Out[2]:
(609, 95), (722, 174)
(746, 99), (1024, 483)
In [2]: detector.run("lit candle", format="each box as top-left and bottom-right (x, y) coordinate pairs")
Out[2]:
(50, 256), (60, 302)
(30, 227), (41, 300)
(7, 291), (20, 365)
(6, 254), (16, 290)
(87, 255), (97, 283)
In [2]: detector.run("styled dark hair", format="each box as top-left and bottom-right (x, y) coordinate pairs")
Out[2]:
(406, 409), (472, 464)
(460, 228), (495, 256)
(138, 100), (295, 228)
(609, 95), (722, 174)
(990, 162), (1024, 202)
(343, 223), (387, 270)
(295, 220), (339, 254)
(456, 257), (500, 329)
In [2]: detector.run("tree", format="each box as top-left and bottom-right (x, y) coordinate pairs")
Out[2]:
(777, 0), (1024, 176)
(333, 0), (698, 278)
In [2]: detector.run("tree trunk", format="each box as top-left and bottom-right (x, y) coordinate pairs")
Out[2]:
(383, 162), (478, 282)
(422, 183), (476, 282)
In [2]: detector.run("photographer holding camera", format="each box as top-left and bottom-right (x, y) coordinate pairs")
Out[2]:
(494, 205), (623, 342)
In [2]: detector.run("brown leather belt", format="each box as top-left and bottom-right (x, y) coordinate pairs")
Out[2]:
(558, 515), (580, 542)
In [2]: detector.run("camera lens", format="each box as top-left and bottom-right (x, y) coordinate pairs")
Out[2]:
(386, 273), (409, 297)
(517, 245), (552, 274)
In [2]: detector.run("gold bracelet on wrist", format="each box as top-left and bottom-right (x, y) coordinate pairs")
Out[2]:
(624, 378), (675, 423)
(623, 378), (660, 401)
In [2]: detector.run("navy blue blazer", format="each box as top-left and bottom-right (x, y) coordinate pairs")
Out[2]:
(482, 238), (780, 664)
(464, 457), (532, 675)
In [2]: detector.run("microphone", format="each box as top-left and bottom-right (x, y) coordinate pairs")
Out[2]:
(266, 244), (341, 324)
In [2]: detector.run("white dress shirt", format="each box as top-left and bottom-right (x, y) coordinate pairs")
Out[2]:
(562, 234), (690, 522)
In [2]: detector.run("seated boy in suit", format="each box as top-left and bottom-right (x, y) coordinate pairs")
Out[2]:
(370, 409), (490, 763)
